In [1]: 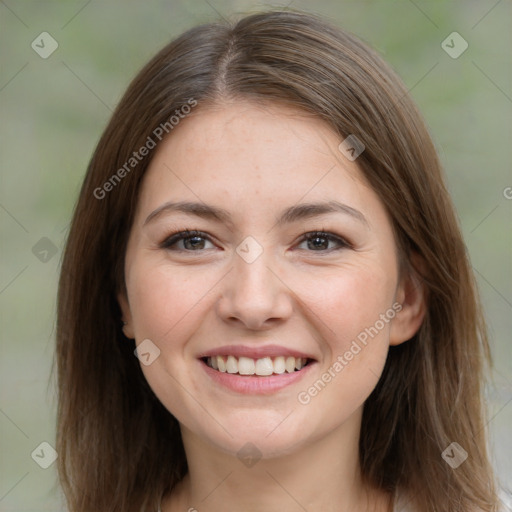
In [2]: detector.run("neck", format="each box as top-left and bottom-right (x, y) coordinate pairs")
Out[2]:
(162, 409), (392, 512)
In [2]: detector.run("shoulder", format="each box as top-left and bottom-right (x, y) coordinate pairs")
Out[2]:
(393, 488), (512, 512)
(499, 488), (512, 512)
(393, 491), (415, 512)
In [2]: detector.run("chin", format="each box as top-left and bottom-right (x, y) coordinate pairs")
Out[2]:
(186, 407), (323, 462)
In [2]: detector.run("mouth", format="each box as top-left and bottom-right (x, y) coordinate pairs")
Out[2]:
(199, 352), (317, 394)
(202, 355), (313, 376)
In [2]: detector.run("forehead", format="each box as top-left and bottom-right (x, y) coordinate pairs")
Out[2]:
(135, 100), (380, 224)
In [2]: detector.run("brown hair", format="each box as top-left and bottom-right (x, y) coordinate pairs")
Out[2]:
(56, 10), (499, 511)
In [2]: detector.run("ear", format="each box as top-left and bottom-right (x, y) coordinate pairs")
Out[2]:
(117, 291), (135, 339)
(389, 253), (427, 346)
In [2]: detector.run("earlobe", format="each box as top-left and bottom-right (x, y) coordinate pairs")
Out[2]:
(117, 292), (135, 339)
(389, 255), (427, 346)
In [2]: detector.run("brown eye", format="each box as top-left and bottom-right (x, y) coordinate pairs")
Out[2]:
(181, 235), (208, 250)
(297, 231), (351, 252)
(160, 230), (215, 251)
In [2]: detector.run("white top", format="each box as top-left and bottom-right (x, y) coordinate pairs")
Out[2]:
(157, 488), (512, 511)
(393, 491), (413, 511)
(393, 489), (512, 512)
(157, 493), (414, 511)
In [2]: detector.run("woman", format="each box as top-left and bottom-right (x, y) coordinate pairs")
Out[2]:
(56, 10), (507, 512)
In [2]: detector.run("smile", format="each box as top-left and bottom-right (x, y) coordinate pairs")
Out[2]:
(204, 355), (311, 376)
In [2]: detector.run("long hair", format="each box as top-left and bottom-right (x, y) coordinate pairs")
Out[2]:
(56, 10), (498, 511)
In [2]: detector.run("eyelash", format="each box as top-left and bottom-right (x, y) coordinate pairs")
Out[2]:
(159, 229), (352, 253)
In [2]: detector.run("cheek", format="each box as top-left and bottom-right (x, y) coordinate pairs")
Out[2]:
(125, 262), (215, 421)
(297, 263), (397, 351)
(293, 266), (396, 428)
(126, 261), (210, 341)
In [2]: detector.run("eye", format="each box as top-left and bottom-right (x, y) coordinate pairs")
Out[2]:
(296, 231), (351, 252)
(160, 230), (216, 251)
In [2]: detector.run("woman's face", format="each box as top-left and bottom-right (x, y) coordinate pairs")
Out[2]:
(119, 100), (419, 459)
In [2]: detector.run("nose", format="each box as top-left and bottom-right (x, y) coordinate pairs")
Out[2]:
(216, 250), (294, 331)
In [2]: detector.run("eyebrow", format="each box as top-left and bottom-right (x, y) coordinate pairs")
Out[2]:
(143, 200), (368, 227)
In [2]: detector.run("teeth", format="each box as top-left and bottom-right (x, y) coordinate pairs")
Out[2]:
(285, 356), (296, 373)
(206, 355), (309, 375)
(217, 356), (226, 372)
(255, 357), (273, 376)
(238, 356), (255, 375)
(273, 356), (285, 374)
(226, 355), (238, 374)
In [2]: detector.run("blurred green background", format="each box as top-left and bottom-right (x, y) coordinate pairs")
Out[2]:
(1, 0), (511, 510)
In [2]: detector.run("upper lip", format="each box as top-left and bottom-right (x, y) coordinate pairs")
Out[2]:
(198, 344), (316, 361)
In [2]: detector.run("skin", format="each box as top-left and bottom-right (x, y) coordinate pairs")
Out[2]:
(118, 100), (425, 512)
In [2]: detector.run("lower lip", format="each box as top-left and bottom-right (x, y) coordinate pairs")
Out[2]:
(200, 359), (316, 394)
